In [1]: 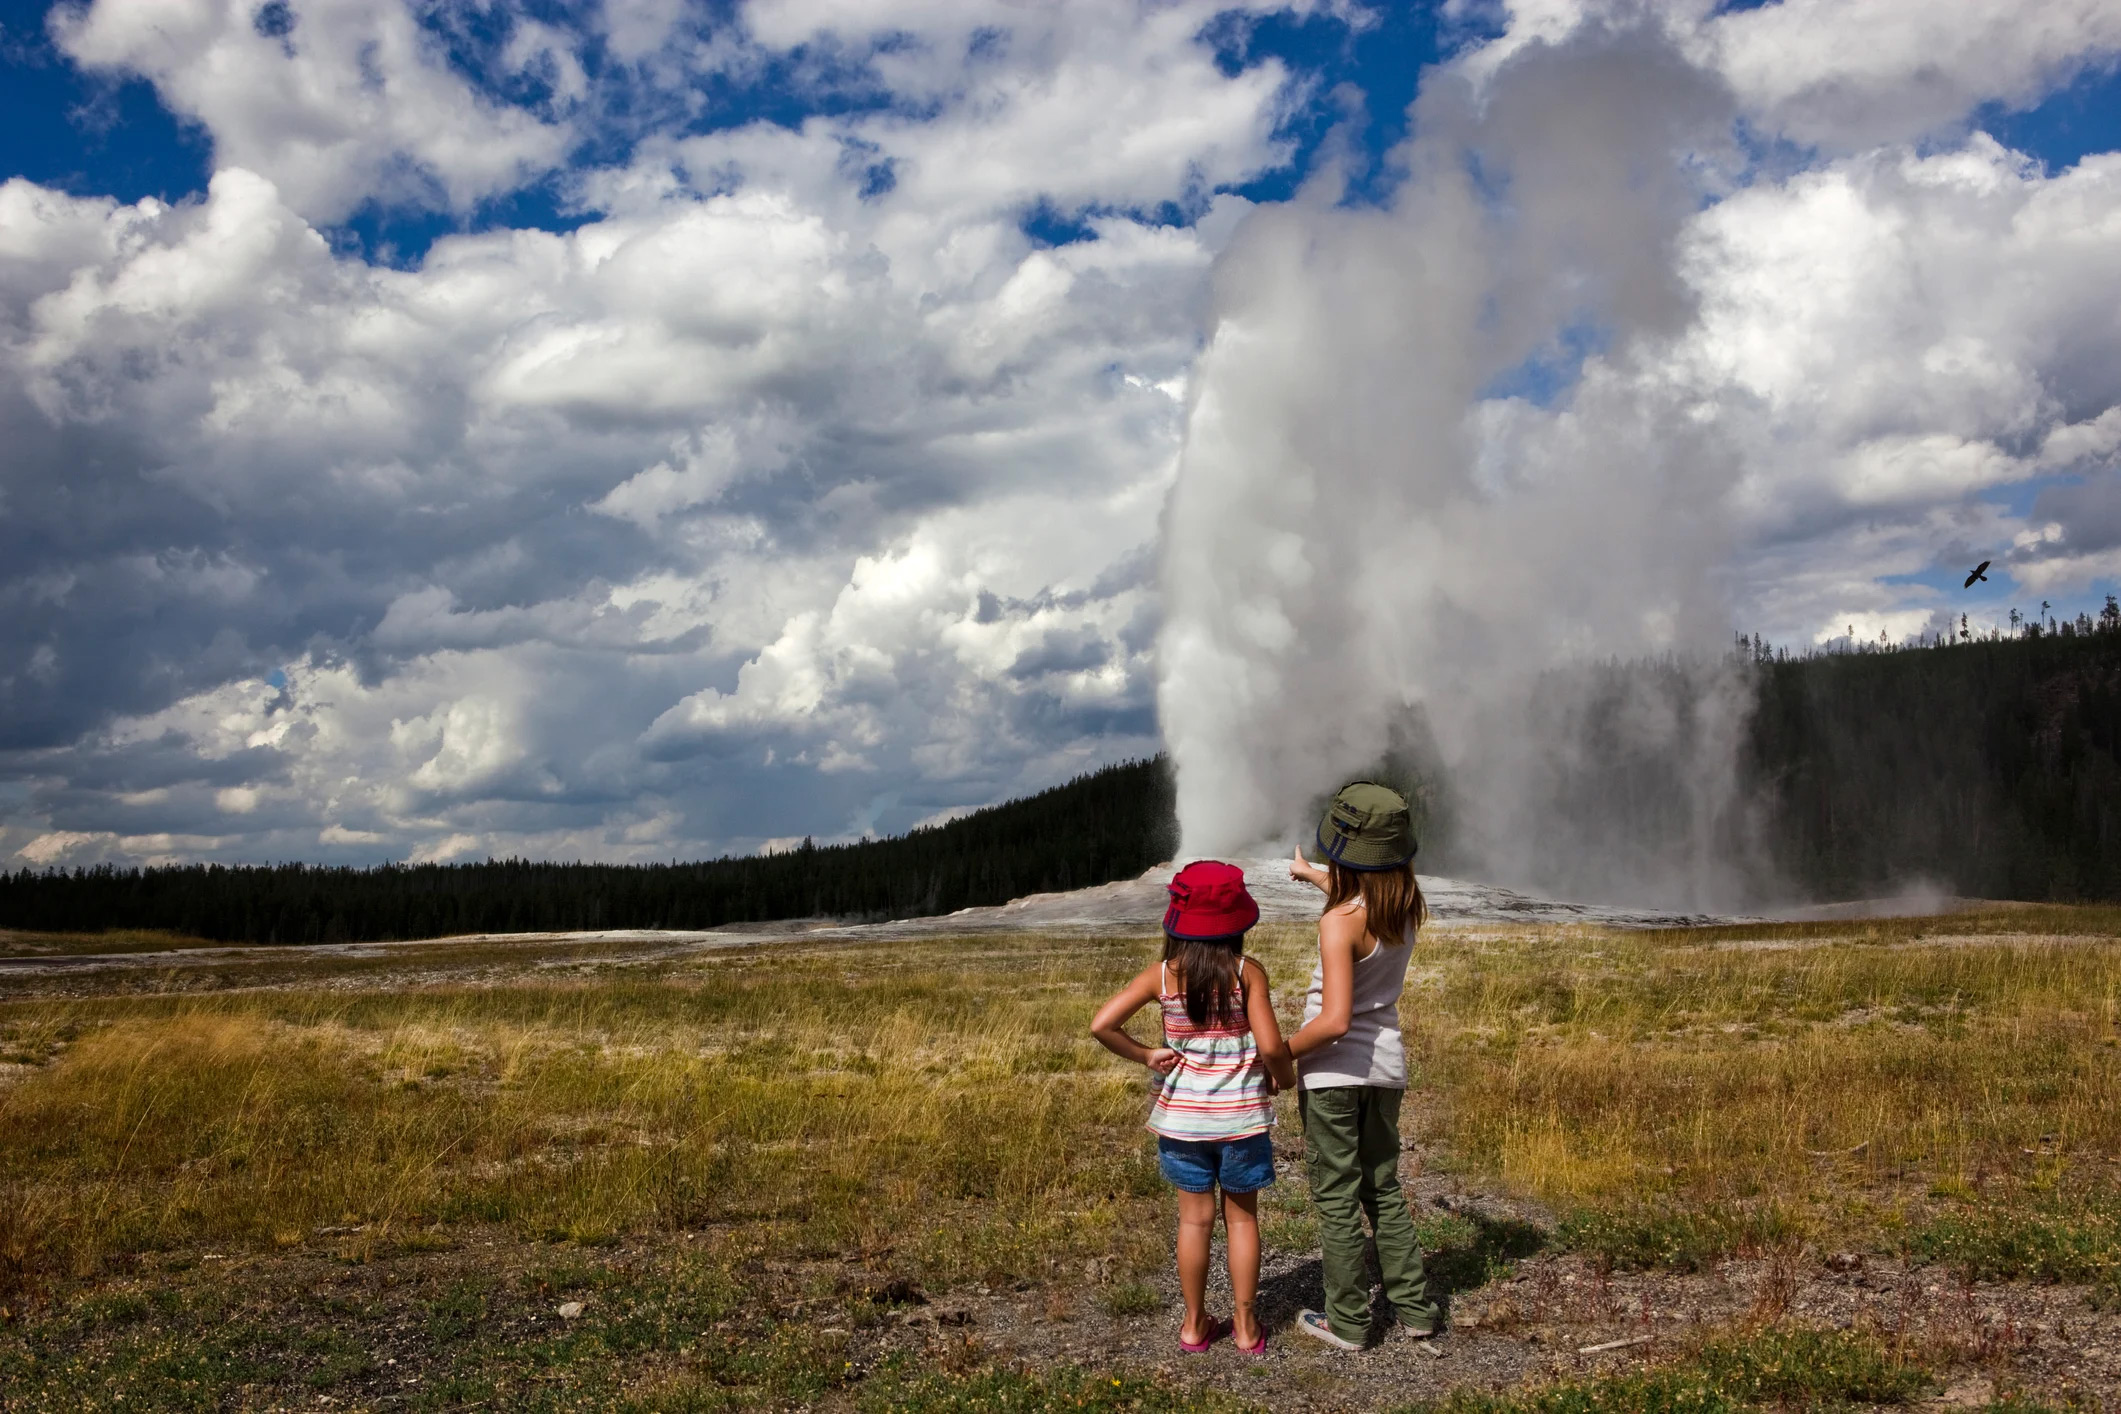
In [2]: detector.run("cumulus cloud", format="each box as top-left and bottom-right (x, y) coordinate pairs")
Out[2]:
(1675, 141), (2121, 624)
(1708, 0), (2121, 149)
(2, 0), (1293, 868)
(1465, 0), (2121, 149)
(52, 0), (576, 223)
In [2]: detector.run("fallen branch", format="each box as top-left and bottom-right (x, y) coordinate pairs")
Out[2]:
(1577, 1335), (1654, 1355)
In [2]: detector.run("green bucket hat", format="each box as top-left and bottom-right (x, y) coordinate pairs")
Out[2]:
(1315, 781), (1418, 871)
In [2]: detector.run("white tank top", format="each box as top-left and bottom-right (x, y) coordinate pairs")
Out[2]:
(1298, 907), (1416, 1090)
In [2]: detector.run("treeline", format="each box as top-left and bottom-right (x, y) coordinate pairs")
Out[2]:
(1461, 618), (2121, 906)
(1746, 622), (2121, 901)
(9, 622), (2121, 941)
(1358, 615), (2121, 908)
(0, 758), (1174, 943)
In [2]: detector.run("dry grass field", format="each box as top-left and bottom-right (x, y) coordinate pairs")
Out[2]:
(0, 909), (2117, 1410)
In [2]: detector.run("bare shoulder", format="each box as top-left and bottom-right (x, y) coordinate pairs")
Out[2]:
(1318, 905), (1366, 946)
(1240, 955), (1272, 987)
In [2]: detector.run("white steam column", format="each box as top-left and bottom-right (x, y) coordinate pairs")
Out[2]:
(1156, 31), (1751, 900)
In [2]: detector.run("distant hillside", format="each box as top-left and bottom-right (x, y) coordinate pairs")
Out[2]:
(0, 758), (1175, 944)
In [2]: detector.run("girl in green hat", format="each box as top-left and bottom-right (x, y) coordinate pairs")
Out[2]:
(1285, 781), (1440, 1350)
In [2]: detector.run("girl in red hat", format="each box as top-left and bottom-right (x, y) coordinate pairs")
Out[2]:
(1091, 860), (1296, 1354)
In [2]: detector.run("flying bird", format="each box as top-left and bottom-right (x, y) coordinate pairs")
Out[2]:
(1964, 560), (1990, 588)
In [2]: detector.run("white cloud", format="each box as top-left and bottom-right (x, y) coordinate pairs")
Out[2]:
(1464, 0), (2121, 149)
(2, 0), (1270, 864)
(53, 0), (574, 223)
(1658, 141), (2121, 624)
(17, 829), (234, 867)
(1709, 0), (2121, 149)
(1810, 608), (1936, 647)
(408, 832), (483, 864)
(215, 786), (260, 813)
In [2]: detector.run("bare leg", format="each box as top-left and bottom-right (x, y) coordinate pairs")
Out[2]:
(1222, 1188), (1263, 1347)
(1175, 1187), (1219, 1343)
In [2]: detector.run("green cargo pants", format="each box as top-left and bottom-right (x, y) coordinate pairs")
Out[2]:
(1299, 1084), (1439, 1343)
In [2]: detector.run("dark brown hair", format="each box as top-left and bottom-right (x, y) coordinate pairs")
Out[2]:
(1161, 934), (1246, 1026)
(1325, 861), (1425, 944)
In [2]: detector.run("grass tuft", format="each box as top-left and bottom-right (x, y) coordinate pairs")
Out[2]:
(855, 1362), (1260, 1413)
(1099, 1280), (1162, 1318)
(1557, 1204), (1805, 1274)
(1416, 1210), (1549, 1290)
(1402, 1325), (1930, 1414)
(1907, 1193), (2121, 1303)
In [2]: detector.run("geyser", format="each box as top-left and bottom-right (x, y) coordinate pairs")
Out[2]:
(1157, 29), (1758, 908)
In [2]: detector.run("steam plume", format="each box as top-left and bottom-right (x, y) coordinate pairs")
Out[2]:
(1158, 30), (1754, 905)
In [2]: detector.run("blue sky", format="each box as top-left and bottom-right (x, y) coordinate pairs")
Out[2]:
(0, 0), (1469, 254)
(10, 2), (2118, 235)
(3, 0), (2121, 868)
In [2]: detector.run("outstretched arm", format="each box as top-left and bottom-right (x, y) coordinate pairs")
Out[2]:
(1290, 845), (1329, 893)
(1242, 958), (1297, 1090)
(1091, 962), (1178, 1073)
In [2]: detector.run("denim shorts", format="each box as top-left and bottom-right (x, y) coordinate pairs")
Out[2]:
(1156, 1131), (1276, 1194)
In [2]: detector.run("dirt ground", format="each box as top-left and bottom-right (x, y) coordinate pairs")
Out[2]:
(9, 1129), (2115, 1412)
(986, 1167), (2121, 1411)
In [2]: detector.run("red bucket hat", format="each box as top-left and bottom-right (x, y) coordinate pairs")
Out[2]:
(1163, 860), (1260, 940)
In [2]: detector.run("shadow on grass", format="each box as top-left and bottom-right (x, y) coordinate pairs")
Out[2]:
(1423, 1209), (1549, 1298)
(1255, 1207), (1548, 1341)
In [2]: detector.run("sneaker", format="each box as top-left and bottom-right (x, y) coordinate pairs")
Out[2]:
(1294, 1309), (1362, 1351)
(1402, 1320), (1439, 1339)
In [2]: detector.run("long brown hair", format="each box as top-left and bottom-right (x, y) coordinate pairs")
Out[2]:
(1325, 861), (1425, 943)
(1161, 934), (1245, 1026)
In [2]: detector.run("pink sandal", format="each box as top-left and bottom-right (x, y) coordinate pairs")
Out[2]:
(1232, 1327), (1267, 1355)
(1179, 1316), (1232, 1353)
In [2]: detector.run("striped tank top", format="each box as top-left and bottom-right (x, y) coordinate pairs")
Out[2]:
(1146, 960), (1275, 1142)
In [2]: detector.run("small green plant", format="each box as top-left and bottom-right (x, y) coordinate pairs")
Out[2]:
(1259, 1183), (1320, 1250)
(1099, 1280), (1162, 1318)
(295, 1329), (375, 1390)
(423, 1276), (493, 1342)
(1907, 1196), (2121, 1287)
(70, 1289), (152, 1327)
(1558, 1204), (1806, 1274)
(856, 1362), (1259, 1413)
(1982, 1396), (2090, 1414)
(1399, 1325), (1930, 1414)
